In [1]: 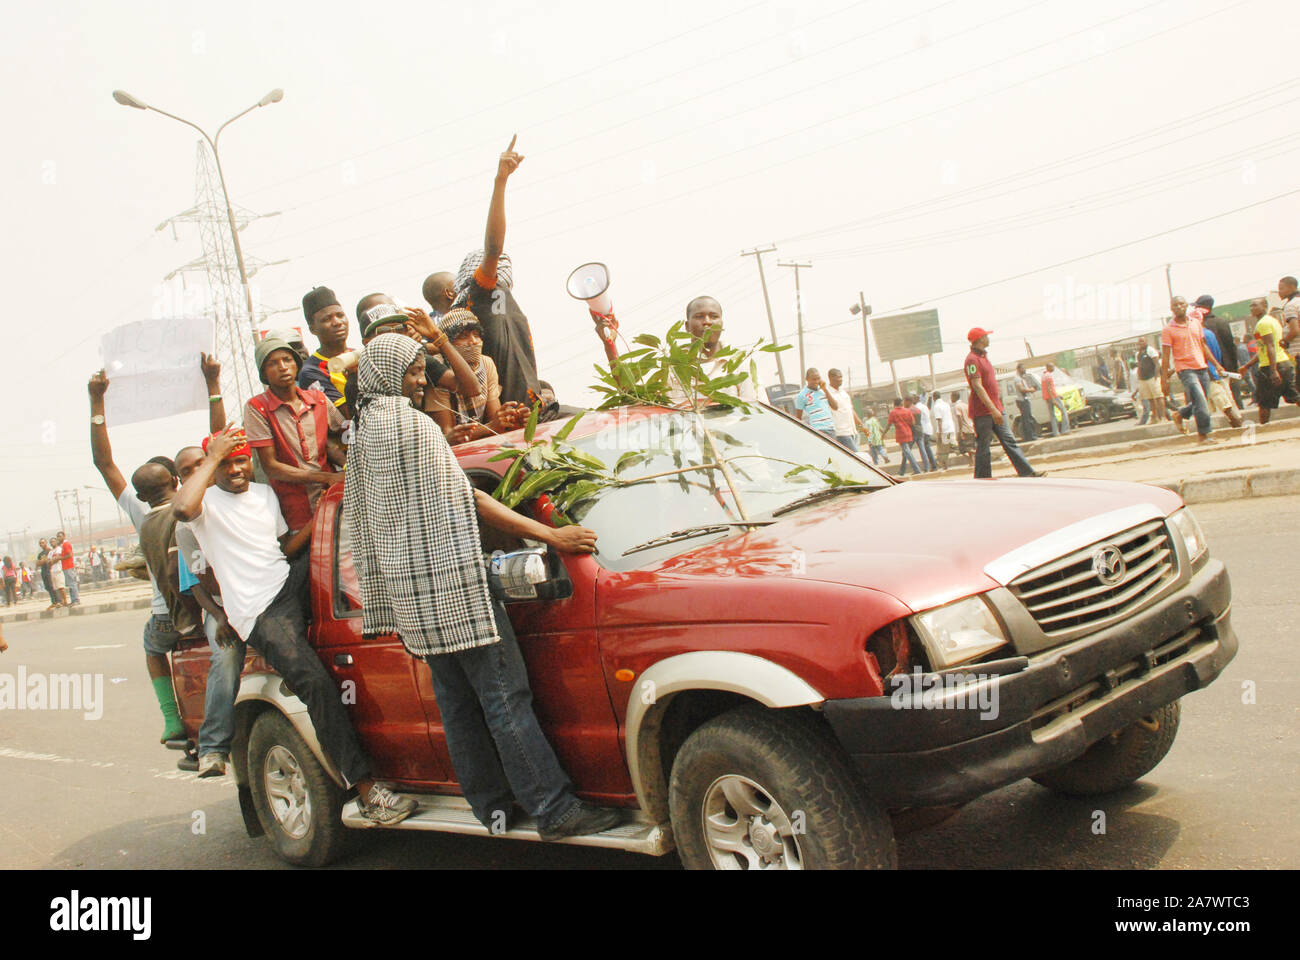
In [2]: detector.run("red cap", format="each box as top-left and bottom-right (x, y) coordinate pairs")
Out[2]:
(202, 428), (251, 461)
(967, 327), (993, 343)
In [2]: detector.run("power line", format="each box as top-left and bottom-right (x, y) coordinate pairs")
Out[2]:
(797, 183), (1300, 337)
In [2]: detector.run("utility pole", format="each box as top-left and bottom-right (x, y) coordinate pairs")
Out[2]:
(1165, 263), (1174, 300)
(850, 293), (873, 388)
(53, 490), (69, 536)
(740, 245), (787, 385)
(778, 260), (812, 377)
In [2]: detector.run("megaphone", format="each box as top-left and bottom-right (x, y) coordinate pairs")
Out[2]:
(566, 261), (620, 364)
(566, 262), (613, 318)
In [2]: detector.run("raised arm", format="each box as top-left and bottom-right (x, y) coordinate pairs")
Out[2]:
(481, 135), (524, 280)
(201, 352), (227, 434)
(88, 370), (127, 499)
(403, 307), (481, 400)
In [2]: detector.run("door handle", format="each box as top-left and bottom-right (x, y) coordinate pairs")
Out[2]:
(334, 654), (354, 666)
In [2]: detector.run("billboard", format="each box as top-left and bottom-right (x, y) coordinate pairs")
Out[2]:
(870, 308), (942, 362)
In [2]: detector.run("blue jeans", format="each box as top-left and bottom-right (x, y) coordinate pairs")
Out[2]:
(424, 602), (579, 832)
(916, 433), (938, 471)
(65, 569), (79, 603)
(246, 555), (371, 785)
(199, 616), (245, 757)
(974, 414), (1037, 479)
(1015, 399), (1038, 441)
(1046, 397), (1070, 435)
(868, 444), (887, 465)
(897, 441), (923, 476)
(835, 434), (860, 452)
(1177, 368), (1212, 436)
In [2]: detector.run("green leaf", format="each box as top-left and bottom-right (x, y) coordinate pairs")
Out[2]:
(551, 410), (585, 443)
(523, 402), (540, 443)
(487, 448), (524, 463)
(633, 332), (662, 348)
(506, 468), (565, 507)
(493, 453), (527, 500)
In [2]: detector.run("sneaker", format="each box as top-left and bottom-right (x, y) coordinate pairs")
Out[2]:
(539, 802), (622, 842)
(1029, 470), (1049, 478)
(197, 754), (228, 778)
(176, 755), (199, 772)
(359, 783), (418, 826)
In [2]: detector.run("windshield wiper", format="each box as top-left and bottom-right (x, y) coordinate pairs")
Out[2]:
(622, 522), (774, 557)
(771, 484), (877, 517)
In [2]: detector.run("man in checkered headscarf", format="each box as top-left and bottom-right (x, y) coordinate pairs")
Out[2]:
(344, 332), (621, 841)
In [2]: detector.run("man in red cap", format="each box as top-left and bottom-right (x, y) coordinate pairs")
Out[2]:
(173, 427), (416, 824)
(965, 328), (1044, 480)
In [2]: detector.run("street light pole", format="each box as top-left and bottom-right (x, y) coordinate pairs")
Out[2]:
(112, 88), (283, 347)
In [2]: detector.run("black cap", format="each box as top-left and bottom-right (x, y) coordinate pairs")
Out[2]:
(302, 286), (340, 325)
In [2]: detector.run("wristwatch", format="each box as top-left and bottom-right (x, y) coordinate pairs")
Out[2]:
(90, 415), (105, 426)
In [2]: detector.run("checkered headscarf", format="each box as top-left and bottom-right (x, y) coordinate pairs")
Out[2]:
(343, 333), (499, 656)
(451, 250), (513, 308)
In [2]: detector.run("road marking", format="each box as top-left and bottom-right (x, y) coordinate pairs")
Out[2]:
(74, 643), (125, 650)
(0, 746), (232, 784)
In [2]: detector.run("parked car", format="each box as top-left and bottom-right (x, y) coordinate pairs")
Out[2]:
(170, 401), (1237, 869)
(999, 371), (1135, 436)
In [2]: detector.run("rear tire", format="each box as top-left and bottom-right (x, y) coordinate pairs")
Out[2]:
(247, 711), (349, 867)
(1031, 700), (1180, 796)
(669, 705), (896, 870)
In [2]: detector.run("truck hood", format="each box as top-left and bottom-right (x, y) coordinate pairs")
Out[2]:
(657, 477), (1183, 613)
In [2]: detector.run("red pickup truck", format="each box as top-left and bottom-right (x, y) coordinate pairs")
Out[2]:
(170, 402), (1237, 869)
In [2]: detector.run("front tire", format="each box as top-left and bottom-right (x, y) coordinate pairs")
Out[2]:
(669, 705), (895, 870)
(1031, 700), (1181, 796)
(247, 711), (349, 867)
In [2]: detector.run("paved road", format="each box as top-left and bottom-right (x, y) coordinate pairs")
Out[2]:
(1, 498), (1293, 870)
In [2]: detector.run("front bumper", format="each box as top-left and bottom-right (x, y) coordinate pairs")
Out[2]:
(823, 558), (1236, 807)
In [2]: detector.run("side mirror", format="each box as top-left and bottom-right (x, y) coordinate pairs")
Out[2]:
(486, 547), (574, 603)
(565, 262), (612, 318)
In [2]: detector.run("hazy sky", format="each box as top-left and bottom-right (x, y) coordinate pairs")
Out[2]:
(4, 0), (1298, 537)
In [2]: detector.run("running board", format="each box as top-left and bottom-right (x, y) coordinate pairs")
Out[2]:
(341, 794), (673, 856)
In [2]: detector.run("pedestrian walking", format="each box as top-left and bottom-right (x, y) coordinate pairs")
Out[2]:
(886, 398), (923, 476)
(910, 395), (938, 472)
(1135, 336), (1166, 423)
(1161, 296), (1228, 444)
(930, 392), (955, 470)
(1240, 296), (1300, 424)
(965, 328), (1044, 480)
(863, 408), (889, 466)
(794, 368), (838, 441)
(1013, 363), (1039, 442)
(951, 391), (977, 466)
(2, 557), (16, 606)
(825, 369), (866, 452)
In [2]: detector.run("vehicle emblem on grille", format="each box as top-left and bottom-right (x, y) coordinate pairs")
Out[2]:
(1091, 544), (1126, 586)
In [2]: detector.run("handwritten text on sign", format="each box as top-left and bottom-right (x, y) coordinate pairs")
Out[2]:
(100, 317), (212, 426)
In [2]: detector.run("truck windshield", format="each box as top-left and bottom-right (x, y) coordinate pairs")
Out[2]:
(564, 405), (887, 570)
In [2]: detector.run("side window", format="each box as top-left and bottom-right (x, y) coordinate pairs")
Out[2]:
(334, 505), (362, 618)
(466, 470), (531, 555)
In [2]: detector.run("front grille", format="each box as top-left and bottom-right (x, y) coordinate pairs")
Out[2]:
(1010, 519), (1176, 636)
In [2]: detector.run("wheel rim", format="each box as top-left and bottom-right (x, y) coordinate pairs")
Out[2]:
(701, 774), (804, 870)
(263, 745), (312, 840)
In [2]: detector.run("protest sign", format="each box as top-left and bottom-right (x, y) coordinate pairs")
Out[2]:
(100, 317), (212, 426)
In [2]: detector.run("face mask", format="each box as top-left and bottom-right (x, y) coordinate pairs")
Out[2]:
(456, 339), (482, 368)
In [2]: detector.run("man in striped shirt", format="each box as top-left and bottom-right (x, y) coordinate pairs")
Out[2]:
(794, 368), (838, 440)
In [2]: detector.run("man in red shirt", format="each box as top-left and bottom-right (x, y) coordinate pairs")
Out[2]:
(1041, 361), (1071, 436)
(885, 398), (923, 476)
(53, 531), (80, 605)
(244, 336), (346, 533)
(965, 328), (1043, 480)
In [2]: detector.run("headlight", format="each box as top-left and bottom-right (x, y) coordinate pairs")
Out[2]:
(1168, 507), (1207, 566)
(910, 595), (1009, 669)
